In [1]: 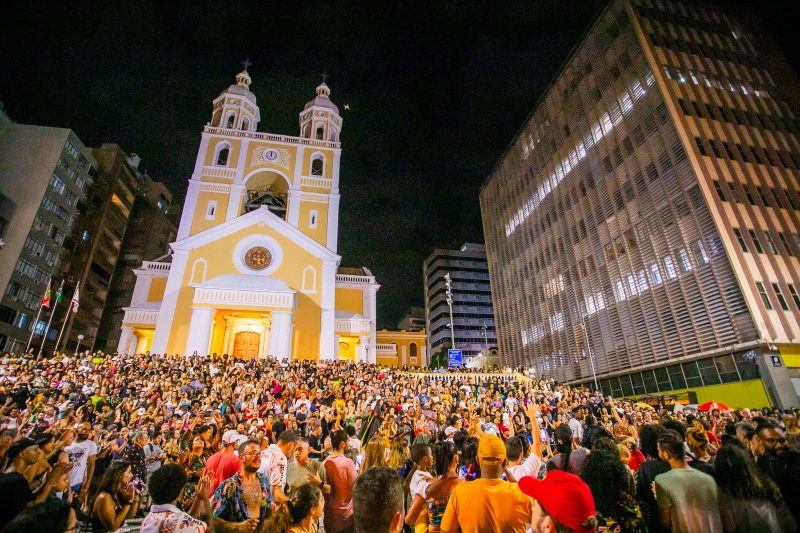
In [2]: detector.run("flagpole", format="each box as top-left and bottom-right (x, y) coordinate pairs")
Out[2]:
(38, 299), (58, 358)
(55, 305), (70, 353)
(25, 279), (51, 352)
(56, 282), (79, 352)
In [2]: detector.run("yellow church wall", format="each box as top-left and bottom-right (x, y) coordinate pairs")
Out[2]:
(146, 277), (167, 303)
(335, 288), (363, 315)
(293, 292), (321, 359)
(298, 201), (329, 246)
(376, 330), (427, 367)
(300, 148), (335, 178)
(338, 336), (358, 360)
(243, 143), (299, 178)
(190, 191), (229, 235)
(203, 137), (243, 167)
(164, 224), (325, 355)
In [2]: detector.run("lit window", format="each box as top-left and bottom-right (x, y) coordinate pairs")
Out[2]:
(756, 282), (773, 310)
(772, 283), (789, 311)
(663, 256), (677, 279)
(82, 230), (91, 241)
(650, 263), (663, 286)
(764, 233), (779, 254)
(613, 280), (626, 302)
(693, 240), (709, 264)
(678, 248), (693, 272)
(788, 284), (800, 309)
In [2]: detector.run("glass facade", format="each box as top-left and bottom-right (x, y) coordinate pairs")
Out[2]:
(481, 0), (800, 396)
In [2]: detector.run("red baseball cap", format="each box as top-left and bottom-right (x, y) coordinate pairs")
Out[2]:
(518, 471), (597, 533)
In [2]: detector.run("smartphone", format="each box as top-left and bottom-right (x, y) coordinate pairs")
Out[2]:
(539, 428), (548, 443)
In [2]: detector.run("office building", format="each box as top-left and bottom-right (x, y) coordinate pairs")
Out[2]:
(480, 0), (800, 407)
(0, 118), (95, 352)
(424, 243), (497, 363)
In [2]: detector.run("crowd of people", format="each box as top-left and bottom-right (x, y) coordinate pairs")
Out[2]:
(0, 349), (798, 533)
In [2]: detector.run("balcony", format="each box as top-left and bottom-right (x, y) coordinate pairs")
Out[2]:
(140, 261), (171, 273)
(204, 126), (340, 149)
(123, 307), (158, 325)
(200, 165), (237, 180)
(376, 343), (397, 355)
(300, 176), (333, 189)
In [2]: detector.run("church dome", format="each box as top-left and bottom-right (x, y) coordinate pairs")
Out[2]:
(304, 82), (338, 113)
(222, 69), (257, 103)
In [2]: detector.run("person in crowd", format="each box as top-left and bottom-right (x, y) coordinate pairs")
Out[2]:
(258, 429), (298, 504)
(406, 440), (461, 532)
(360, 435), (388, 474)
(636, 424), (669, 533)
(64, 421), (98, 503)
(178, 434), (208, 510)
(353, 466), (405, 533)
(518, 470), (598, 533)
(751, 420), (800, 522)
(89, 460), (139, 533)
(145, 433), (167, 480)
(713, 443), (796, 533)
(212, 440), (271, 533)
(268, 483), (324, 533)
(286, 437), (329, 496)
(3, 497), (78, 533)
(205, 430), (243, 494)
(405, 442), (434, 532)
(581, 445), (645, 532)
(440, 435), (532, 532)
(323, 429), (357, 533)
(654, 430), (722, 533)
(141, 463), (211, 533)
(567, 406), (584, 446)
(685, 427), (714, 475)
(546, 424), (589, 476)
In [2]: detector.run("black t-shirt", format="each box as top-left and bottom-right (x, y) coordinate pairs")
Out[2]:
(272, 421), (287, 441)
(308, 434), (323, 459)
(0, 471), (34, 529)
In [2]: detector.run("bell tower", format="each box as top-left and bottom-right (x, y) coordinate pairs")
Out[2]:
(299, 81), (342, 142)
(210, 66), (260, 132)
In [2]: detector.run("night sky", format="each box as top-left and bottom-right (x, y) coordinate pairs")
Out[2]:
(2, 2), (797, 328)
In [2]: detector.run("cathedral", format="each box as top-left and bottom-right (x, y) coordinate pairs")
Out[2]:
(116, 69), (381, 361)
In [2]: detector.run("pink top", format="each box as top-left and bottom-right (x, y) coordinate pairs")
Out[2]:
(323, 453), (357, 533)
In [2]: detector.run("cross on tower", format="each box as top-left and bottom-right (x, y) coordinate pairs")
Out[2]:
(320, 70), (329, 84)
(241, 57), (253, 71)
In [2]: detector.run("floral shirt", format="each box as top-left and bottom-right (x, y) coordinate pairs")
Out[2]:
(141, 503), (207, 533)
(211, 472), (272, 523)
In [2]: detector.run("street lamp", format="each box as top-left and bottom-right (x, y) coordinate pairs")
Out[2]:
(444, 273), (456, 349)
(481, 321), (489, 354)
(579, 320), (599, 392)
(75, 334), (84, 357)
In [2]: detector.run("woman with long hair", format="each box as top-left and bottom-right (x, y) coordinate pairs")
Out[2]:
(387, 437), (409, 471)
(635, 424), (670, 533)
(176, 435), (206, 510)
(546, 423), (588, 476)
(360, 436), (388, 474)
(686, 427), (714, 475)
(406, 440), (462, 532)
(89, 460), (137, 533)
(457, 436), (480, 481)
(714, 444), (796, 533)
(268, 483), (324, 533)
(581, 441), (645, 532)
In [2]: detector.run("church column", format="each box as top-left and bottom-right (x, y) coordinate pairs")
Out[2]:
(319, 260), (337, 360)
(286, 190), (301, 227)
(333, 335), (340, 360)
(118, 326), (134, 355)
(268, 311), (293, 359)
(222, 315), (235, 355)
(258, 314), (270, 359)
(226, 184), (245, 221)
(326, 194), (340, 253)
(401, 345), (407, 366)
(150, 249), (189, 355)
(185, 307), (215, 357)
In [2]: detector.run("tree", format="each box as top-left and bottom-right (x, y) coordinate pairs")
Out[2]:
(428, 347), (449, 369)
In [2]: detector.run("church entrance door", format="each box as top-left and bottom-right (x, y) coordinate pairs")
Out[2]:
(233, 331), (260, 359)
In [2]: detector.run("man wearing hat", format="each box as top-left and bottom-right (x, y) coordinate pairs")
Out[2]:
(518, 471), (598, 533)
(440, 435), (532, 532)
(205, 429), (242, 493)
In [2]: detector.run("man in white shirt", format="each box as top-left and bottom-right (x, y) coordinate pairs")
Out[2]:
(568, 407), (585, 446)
(64, 421), (98, 501)
(258, 430), (298, 504)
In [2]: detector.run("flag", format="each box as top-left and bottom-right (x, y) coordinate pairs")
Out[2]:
(41, 281), (52, 309)
(70, 283), (80, 313)
(55, 280), (64, 305)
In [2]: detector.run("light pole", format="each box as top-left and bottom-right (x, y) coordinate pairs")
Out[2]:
(481, 321), (489, 354)
(579, 319), (599, 392)
(444, 273), (456, 349)
(75, 334), (84, 357)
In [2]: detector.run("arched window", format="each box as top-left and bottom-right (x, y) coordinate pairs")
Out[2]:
(329, 130), (338, 142)
(310, 155), (324, 176)
(215, 143), (231, 166)
(410, 343), (418, 358)
(190, 258), (207, 284)
(242, 117), (250, 131)
(225, 113), (236, 128)
(315, 125), (324, 140)
(301, 266), (317, 293)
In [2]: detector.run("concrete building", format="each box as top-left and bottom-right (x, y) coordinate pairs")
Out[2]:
(0, 118), (96, 352)
(423, 243), (497, 364)
(480, 0), (800, 407)
(376, 329), (427, 367)
(95, 171), (178, 352)
(397, 307), (425, 331)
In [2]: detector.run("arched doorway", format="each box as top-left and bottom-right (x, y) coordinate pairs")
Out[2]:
(233, 331), (260, 359)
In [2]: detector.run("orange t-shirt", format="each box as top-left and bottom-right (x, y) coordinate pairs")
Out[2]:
(440, 478), (532, 533)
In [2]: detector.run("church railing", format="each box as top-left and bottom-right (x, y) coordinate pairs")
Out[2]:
(375, 343), (397, 354)
(193, 287), (294, 309)
(141, 261), (171, 272)
(335, 319), (372, 333)
(336, 274), (375, 284)
(300, 176), (333, 189)
(201, 165), (237, 180)
(123, 308), (158, 325)
(203, 126), (341, 149)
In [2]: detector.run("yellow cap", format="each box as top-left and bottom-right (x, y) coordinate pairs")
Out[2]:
(477, 435), (506, 462)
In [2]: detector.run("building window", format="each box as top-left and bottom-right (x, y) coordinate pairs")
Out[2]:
(242, 118), (250, 130)
(678, 248), (693, 272)
(309, 210), (318, 229)
(713, 181), (726, 201)
(733, 228), (748, 252)
(772, 283), (789, 310)
(301, 266), (317, 293)
(206, 201), (217, 220)
(778, 233), (795, 256)
(215, 143), (231, 166)
(225, 113), (236, 128)
(410, 343), (418, 358)
(650, 263), (663, 286)
(315, 126), (324, 140)
(788, 284), (800, 309)
(764, 232), (779, 254)
(756, 282), (773, 310)
(663, 255), (677, 279)
(748, 229), (763, 253)
(310, 155), (324, 176)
